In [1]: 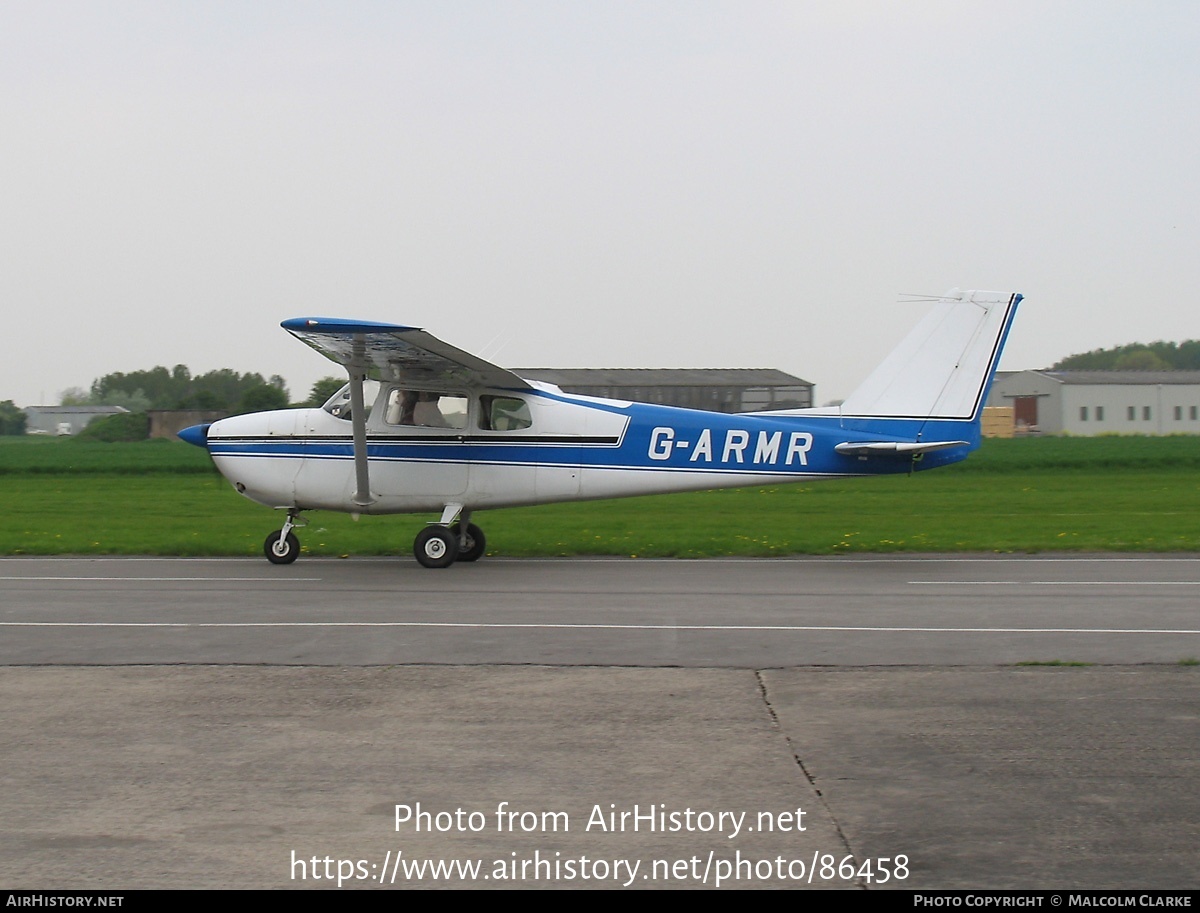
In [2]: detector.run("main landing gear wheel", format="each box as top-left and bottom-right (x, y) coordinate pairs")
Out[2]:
(452, 522), (486, 562)
(413, 526), (458, 569)
(264, 530), (300, 564)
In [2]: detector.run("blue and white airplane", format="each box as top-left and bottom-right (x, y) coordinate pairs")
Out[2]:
(179, 289), (1021, 567)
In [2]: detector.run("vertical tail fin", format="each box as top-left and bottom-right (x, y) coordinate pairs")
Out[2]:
(838, 289), (1021, 422)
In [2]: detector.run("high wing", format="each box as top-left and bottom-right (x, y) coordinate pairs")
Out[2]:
(281, 318), (532, 508)
(281, 318), (532, 390)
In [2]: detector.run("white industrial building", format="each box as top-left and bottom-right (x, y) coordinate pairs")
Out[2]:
(987, 371), (1200, 435)
(23, 405), (128, 436)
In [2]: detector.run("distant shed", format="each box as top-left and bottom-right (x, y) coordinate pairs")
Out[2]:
(514, 368), (814, 414)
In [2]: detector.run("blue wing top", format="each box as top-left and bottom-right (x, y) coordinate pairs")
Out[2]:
(282, 318), (532, 390)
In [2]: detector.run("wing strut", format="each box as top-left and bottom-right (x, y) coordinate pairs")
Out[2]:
(348, 339), (374, 508)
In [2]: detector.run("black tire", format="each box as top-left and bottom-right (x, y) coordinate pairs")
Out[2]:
(452, 522), (486, 562)
(264, 530), (300, 564)
(413, 526), (458, 568)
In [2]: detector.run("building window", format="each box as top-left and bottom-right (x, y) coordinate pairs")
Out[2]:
(1175, 406), (1183, 421)
(1143, 406), (1152, 421)
(1192, 406), (1198, 421)
(1127, 406), (1136, 421)
(1080, 406), (1088, 421)
(1096, 406), (1104, 421)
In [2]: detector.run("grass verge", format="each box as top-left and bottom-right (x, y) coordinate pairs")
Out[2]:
(2, 463), (1197, 557)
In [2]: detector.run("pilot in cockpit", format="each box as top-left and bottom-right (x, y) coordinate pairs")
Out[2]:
(412, 392), (449, 427)
(388, 389), (450, 427)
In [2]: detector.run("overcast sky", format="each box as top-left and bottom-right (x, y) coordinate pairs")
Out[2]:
(3, 1), (1198, 407)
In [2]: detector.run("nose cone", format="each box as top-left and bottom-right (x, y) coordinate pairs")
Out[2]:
(178, 423), (211, 448)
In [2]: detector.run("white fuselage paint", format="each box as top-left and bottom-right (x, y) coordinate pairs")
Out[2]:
(205, 387), (867, 516)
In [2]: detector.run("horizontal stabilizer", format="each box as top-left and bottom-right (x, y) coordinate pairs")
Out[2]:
(834, 440), (969, 456)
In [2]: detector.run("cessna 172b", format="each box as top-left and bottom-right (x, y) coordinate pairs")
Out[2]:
(179, 289), (1021, 567)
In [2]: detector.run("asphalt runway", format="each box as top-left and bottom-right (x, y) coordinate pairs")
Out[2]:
(2, 555), (1198, 890)
(4, 554), (1200, 665)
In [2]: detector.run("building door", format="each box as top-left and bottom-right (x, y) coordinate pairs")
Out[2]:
(1013, 396), (1038, 430)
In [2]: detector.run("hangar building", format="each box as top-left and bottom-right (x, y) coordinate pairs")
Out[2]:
(986, 370), (1200, 435)
(514, 368), (814, 414)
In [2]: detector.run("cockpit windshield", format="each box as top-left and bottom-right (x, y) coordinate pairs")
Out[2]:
(322, 380), (381, 421)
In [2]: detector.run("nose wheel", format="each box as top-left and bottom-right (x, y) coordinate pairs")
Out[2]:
(263, 510), (305, 564)
(264, 530), (300, 564)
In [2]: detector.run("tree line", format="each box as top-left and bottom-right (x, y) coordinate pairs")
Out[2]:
(0, 369), (349, 437)
(59, 365), (293, 415)
(1051, 340), (1200, 372)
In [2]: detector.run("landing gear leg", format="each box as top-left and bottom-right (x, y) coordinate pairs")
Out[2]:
(452, 509), (486, 563)
(264, 510), (304, 565)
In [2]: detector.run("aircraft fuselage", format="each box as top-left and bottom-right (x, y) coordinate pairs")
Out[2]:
(203, 385), (970, 515)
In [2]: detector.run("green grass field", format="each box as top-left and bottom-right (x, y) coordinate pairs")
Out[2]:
(1, 436), (1197, 557)
(0, 434), (216, 474)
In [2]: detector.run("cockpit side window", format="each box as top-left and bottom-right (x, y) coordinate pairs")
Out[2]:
(479, 395), (532, 431)
(384, 389), (468, 429)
